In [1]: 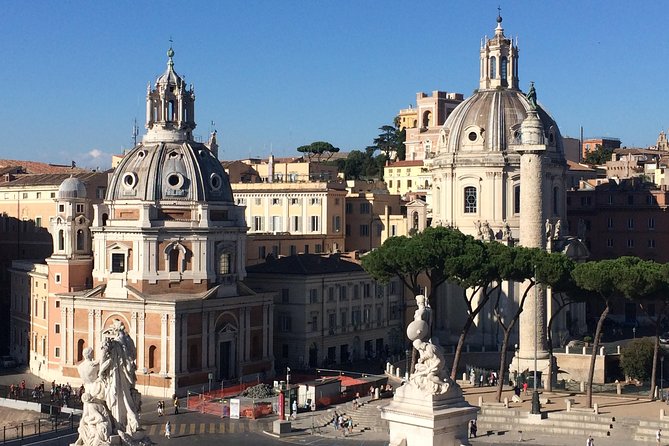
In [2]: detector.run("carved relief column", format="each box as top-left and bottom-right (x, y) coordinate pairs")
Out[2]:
(160, 313), (168, 374)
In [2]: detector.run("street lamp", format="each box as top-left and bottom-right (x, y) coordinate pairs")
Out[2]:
(530, 267), (541, 415)
(662, 356), (665, 401)
(514, 344), (519, 385)
(633, 327), (636, 339)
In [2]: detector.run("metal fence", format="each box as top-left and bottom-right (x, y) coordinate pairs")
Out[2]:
(0, 412), (76, 444)
(186, 391), (276, 419)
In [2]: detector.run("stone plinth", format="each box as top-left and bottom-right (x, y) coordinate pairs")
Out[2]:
(381, 382), (477, 446)
(272, 420), (292, 435)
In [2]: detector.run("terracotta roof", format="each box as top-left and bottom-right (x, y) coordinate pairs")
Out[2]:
(246, 253), (364, 275)
(0, 172), (106, 188)
(566, 160), (596, 172)
(0, 159), (89, 175)
(387, 160), (424, 167)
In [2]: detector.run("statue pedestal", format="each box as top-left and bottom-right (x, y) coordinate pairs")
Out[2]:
(381, 382), (477, 446)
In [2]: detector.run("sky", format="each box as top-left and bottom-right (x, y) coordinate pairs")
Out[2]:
(0, 1), (667, 169)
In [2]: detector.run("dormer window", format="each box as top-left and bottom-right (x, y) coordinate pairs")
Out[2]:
(501, 57), (508, 82)
(111, 253), (125, 273)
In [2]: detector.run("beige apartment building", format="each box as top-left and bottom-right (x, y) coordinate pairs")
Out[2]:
(231, 181), (347, 265)
(384, 160), (431, 201)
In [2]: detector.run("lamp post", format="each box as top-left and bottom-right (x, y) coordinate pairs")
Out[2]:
(633, 327), (636, 339)
(530, 268), (541, 415)
(662, 356), (665, 401)
(514, 344), (519, 385)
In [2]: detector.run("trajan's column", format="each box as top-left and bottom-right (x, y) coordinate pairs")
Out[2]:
(514, 92), (551, 376)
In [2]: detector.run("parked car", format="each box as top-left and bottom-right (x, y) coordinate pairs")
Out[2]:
(0, 356), (16, 368)
(660, 333), (669, 344)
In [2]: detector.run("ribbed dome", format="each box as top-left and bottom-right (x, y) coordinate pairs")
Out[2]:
(58, 176), (87, 199)
(438, 89), (562, 155)
(106, 141), (233, 203)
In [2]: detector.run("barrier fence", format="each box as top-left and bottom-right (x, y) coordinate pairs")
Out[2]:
(186, 391), (276, 419)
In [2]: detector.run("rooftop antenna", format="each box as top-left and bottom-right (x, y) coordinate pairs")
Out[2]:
(132, 118), (139, 147)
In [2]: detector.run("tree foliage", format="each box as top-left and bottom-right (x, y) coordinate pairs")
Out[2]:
(296, 141), (340, 162)
(582, 144), (614, 165)
(339, 149), (386, 180)
(368, 124), (406, 162)
(620, 339), (655, 381)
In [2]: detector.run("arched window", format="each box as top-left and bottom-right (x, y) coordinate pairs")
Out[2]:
(148, 345), (156, 369)
(76, 229), (84, 251)
(168, 101), (175, 122)
(490, 56), (496, 79)
(168, 249), (179, 272)
(77, 339), (85, 362)
(464, 187), (477, 213)
(501, 56), (508, 82)
(58, 230), (64, 251)
(514, 185), (521, 214)
(422, 110), (432, 128)
(102, 213), (108, 227)
(218, 252), (231, 275)
(413, 212), (419, 230)
(153, 106), (158, 122)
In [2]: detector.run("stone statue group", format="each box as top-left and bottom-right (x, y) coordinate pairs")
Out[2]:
(74, 319), (144, 446)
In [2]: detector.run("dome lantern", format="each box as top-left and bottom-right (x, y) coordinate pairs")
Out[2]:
(479, 14), (519, 91)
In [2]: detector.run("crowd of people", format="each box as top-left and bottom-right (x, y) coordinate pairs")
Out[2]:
(5, 379), (83, 407)
(467, 367), (499, 387)
(332, 411), (354, 436)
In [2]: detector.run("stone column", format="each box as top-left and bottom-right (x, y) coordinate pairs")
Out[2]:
(180, 314), (188, 372)
(160, 314), (168, 374)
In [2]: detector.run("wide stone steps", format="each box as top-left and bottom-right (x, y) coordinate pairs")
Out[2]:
(477, 406), (615, 438)
(633, 418), (669, 442)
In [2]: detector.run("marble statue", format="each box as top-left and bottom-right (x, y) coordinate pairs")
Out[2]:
(553, 219), (562, 240)
(526, 81), (537, 110)
(545, 218), (553, 241)
(100, 320), (141, 437)
(482, 221), (495, 242)
(502, 220), (512, 241)
(473, 220), (484, 241)
(73, 320), (144, 446)
(73, 348), (112, 446)
(405, 295), (452, 395)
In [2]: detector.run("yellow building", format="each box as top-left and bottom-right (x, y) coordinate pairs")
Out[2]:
(239, 155), (339, 183)
(231, 181), (347, 265)
(383, 160), (431, 201)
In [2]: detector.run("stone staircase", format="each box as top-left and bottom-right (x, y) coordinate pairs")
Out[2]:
(633, 418), (669, 442)
(301, 396), (389, 433)
(477, 405), (617, 439)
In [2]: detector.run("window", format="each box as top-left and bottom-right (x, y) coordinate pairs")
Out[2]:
(289, 245), (297, 255)
(271, 216), (282, 232)
(627, 239), (634, 248)
(54, 347), (61, 358)
(315, 244), (322, 253)
(253, 216), (264, 231)
(345, 203), (353, 214)
(96, 187), (106, 199)
(304, 244), (309, 254)
(310, 198), (321, 205)
(501, 56), (508, 81)
(76, 229), (85, 251)
(627, 218), (634, 229)
(649, 239), (656, 248)
(328, 313), (336, 330)
(42, 301), (46, 318)
(339, 286), (347, 301)
(254, 198), (261, 206)
(291, 216), (301, 232)
(310, 216), (320, 232)
(22, 193), (28, 199)
(391, 224), (397, 236)
(340, 311), (347, 328)
(647, 195), (657, 205)
(258, 246), (266, 259)
(279, 314), (292, 332)
(272, 198), (281, 206)
(309, 289), (318, 304)
(36, 192), (41, 199)
(311, 315), (318, 332)
(514, 185), (520, 214)
(290, 198), (299, 205)
(607, 239), (614, 248)
(360, 224), (369, 236)
(50, 192), (56, 199)
(607, 218), (614, 229)
(55, 324), (60, 334)
(35, 217), (41, 228)
(407, 179), (412, 188)
(148, 345), (156, 369)
(76, 203), (85, 213)
(217, 251), (231, 275)
(649, 218), (655, 230)
(345, 224), (351, 236)
(58, 204), (65, 212)
(55, 300), (60, 308)
(111, 253), (125, 273)
(58, 230), (64, 251)
(55, 274), (61, 284)
(490, 56), (496, 78)
(360, 203), (371, 214)
(464, 187), (477, 213)
(328, 287), (334, 302)
(388, 180), (393, 188)
(332, 215), (341, 232)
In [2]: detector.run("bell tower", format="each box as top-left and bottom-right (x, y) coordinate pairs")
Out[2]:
(144, 46), (196, 143)
(479, 13), (519, 91)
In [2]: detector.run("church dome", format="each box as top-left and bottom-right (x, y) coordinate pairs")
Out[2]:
(58, 176), (87, 199)
(106, 141), (233, 202)
(438, 88), (563, 155)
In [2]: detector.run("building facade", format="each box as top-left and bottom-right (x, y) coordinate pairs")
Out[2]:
(245, 253), (404, 369)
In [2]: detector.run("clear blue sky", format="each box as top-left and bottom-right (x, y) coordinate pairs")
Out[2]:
(0, 1), (666, 168)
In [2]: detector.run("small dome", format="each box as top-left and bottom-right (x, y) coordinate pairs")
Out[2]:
(58, 176), (87, 199)
(438, 89), (562, 155)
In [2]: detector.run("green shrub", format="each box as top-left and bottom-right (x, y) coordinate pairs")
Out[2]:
(620, 339), (655, 381)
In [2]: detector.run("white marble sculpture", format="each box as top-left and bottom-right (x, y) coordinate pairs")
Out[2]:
(73, 319), (143, 446)
(405, 295), (453, 395)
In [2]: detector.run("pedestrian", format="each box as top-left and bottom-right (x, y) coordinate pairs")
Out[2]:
(522, 381), (528, 395)
(657, 428), (662, 445)
(479, 373), (484, 387)
(165, 420), (171, 439)
(173, 396), (179, 415)
(586, 435), (594, 446)
(347, 417), (353, 434)
(292, 400), (297, 419)
(469, 419), (477, 438)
